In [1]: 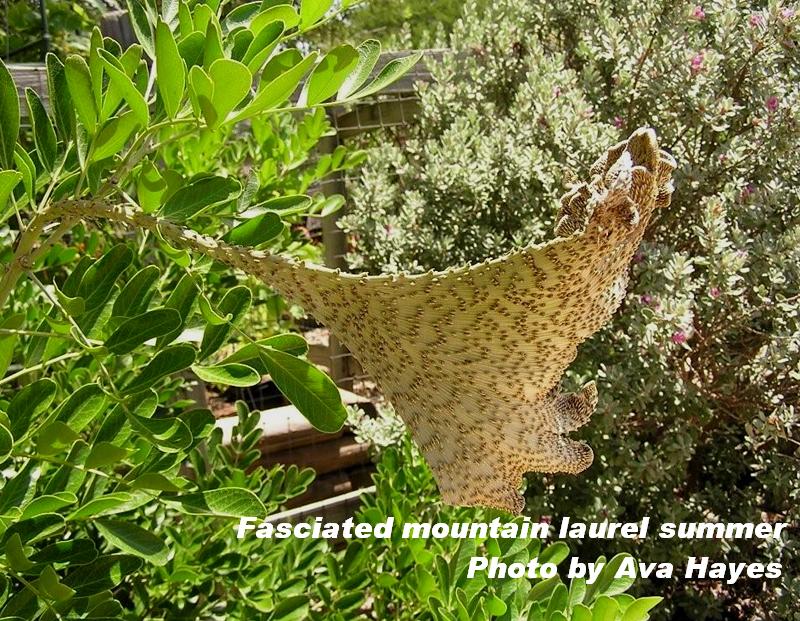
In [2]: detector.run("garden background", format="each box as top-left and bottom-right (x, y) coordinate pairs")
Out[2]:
(0, 0), (797, 619)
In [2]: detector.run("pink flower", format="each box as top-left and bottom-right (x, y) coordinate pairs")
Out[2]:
(780, 7), (796, 20)
(613, 116), (624, 129)
(740, 183), (756, 200)
(690, 51), (705, 75)
(553, 86), (562, 98)
(749, 13), (765, 27)
(384, 225), (394, 237)
(640, 294), (653, 305)
(671, 330), (688, 345)
(709, 287), (721, 298)
(691, 5), (706, 20)
(633, 251), (645, 264)
(766, 95), (779, 112)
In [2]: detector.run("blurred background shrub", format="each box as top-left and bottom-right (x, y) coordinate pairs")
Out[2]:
(0, 0), (121, 61)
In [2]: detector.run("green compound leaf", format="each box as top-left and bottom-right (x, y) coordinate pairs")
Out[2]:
(65, 55), (98, 134)
(258, 347), (346, 433)
(220, 333), (309, 373)
(585, 554), (634, 603)
(164, 487), (266, 517)
(54, 383), (108, 431)
(30, 538), (97, 565)
(137, 160), (167, 214)
(192, 363), (261, 387)
(156, 273), (199, 346)
(105, 308), (181, 354)
(161, 175), (241, 221)
(101, 44), (143, 120)
(590, 595), (620, 621)
(112, 265), (161, 319)
(130, 473), (182, 492)
(95, 519), (169, 566)
(46, 53), (75, 140)
(198, 294), (232, 326)
(0, 311), (24, 377)
(207, 59), (251, 127)
(299, 0), (333, 29)
(25, 88), (58, 171)
(8, 378), (58, 439)
(350, 51), (422, 100)
(300, 44), (359, 106)
(5, 533), (34, 571)
(252, 5), (299, 32)
(97, 48), (149, 126)
(36, 421), (80, 455)
(122, 344), (197, 395)
(0, 60), (20, 168)
(232, 52), (317, 122)
(20, 492), (78, 520)
(85, 442), (130, 469)
(126, 0), (155, 59)
(0, 423), (12, 462)
(39, 565), (76, 601)
(124, 411), (192, 453)
(91, 111), (143, 162)
(155, 20), (186, 118)
(4, 512), (66, 545)
(338, 39), (380, 100)
(221, 2), (262, 31)
(64, 553), (143, 595)
(271, 595), (310, 621)
(243, 20), (284, 74)
(539, 541), (570, 566)
(621, 597), (663, 621)
(223, 210), (284, 247)
(199, 286), (251, 359)
(0, 170), (21, 224)
(68, 492), (151, 520)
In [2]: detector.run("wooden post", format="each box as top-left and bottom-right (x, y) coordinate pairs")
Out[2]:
(318, 119), (354, 390)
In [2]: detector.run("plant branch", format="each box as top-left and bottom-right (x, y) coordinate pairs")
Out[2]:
(0, 211), (50, 309)
(49, 199), (297, 287)
(0, 210), (81, 311)
(0, 351), (84, 386)
(625, 1), (677, 123)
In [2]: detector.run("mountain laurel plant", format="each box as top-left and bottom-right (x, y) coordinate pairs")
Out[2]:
(340, 0), (798, 618)
(0, 0), (420, 616)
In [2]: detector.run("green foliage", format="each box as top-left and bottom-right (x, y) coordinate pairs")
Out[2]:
(311, 436), (663, 621)
(107, 422), (661, 619)
(310, 0), (474, 50)
(113, 402), (319, 618)
(340, 1), (799, 618)
(0, 0), (420, 616)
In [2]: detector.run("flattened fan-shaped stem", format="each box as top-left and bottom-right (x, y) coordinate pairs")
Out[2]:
(51, 128), (675, 514)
